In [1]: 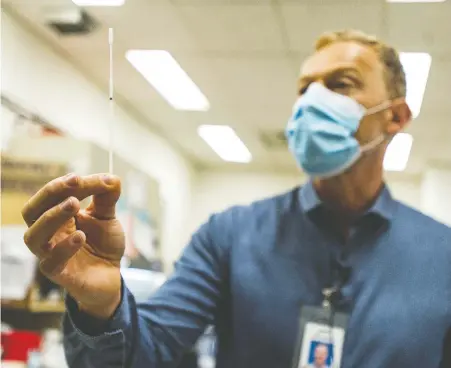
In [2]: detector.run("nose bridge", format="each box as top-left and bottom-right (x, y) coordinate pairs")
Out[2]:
(303, 77), (326, 95)
(309, 74), (327, 87)
(315, 77), (327, 87)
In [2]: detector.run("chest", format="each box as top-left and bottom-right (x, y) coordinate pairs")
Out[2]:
(227, 229), (451, 367)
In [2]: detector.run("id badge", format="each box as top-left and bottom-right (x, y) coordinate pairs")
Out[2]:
(292, 305), (349, 368)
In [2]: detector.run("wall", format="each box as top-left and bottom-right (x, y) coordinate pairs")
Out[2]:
(421, 164), (451, 226)
(187, 168), (451, 236)
(188, 170), (302, 235)
(2, 11), (194, 270)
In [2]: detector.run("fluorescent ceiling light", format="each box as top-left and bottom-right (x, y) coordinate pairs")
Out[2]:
(198, 125), (252, 163)
(400, 52), (432, 119)
(126, 50), (209, 111)
(387, 0), (445, 3)
(383, 133), (413, 171)
(72, 0), (125, 6)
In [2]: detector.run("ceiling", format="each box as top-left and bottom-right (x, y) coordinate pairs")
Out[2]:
(3, 0), (451, 173)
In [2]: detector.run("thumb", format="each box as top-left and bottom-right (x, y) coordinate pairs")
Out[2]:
(87, 174), (121, 220)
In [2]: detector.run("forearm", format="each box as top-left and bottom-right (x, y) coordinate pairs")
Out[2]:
(63, 214), (228, 368)
(63, 274), (215, 368)
(63, 283), (170, 368)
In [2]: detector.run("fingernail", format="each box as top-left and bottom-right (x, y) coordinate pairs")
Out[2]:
(72, 233), (83, 244)
(103, 174), (113, 184)
(61, 198), (74, 211)
(66, 174), (79, 186)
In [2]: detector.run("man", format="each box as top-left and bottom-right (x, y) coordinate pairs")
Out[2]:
(21, 30), (451, 368)
(303, 344), (330, 368)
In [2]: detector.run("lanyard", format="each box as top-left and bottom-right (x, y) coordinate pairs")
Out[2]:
(322, 287), (338, 367)
(322, 287), (338, 327)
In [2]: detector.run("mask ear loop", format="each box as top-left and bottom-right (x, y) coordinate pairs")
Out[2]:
(360, 100), (393, 154)
(365, 100), (392, 116)
(360, 134), (386, 153)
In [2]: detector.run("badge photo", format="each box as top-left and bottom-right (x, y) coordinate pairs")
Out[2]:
(292, 306), (348, 368)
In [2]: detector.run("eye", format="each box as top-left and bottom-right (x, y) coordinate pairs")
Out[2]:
(325, 78), (356, 95)
(298, 84), (310, 95)
(332, 80), (353, 90)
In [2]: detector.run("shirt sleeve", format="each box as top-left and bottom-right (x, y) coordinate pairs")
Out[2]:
(63, 213), (230, 368)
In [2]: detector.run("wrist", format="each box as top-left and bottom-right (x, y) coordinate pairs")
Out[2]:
(77, 289), (122, 320)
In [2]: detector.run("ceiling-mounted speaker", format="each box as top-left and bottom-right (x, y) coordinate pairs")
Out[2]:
(259, 130), (288, 151)
(45, 7), (98, 35)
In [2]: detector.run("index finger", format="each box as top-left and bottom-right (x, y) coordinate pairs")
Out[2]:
(22, 173), (121, 227)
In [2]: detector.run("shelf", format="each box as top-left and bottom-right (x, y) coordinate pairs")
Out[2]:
(2, 299), (64, 313)
(1, 286), (65, 314)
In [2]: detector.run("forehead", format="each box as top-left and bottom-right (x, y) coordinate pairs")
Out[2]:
(300, 41), (383, 80)
(316, 345), (328, 352)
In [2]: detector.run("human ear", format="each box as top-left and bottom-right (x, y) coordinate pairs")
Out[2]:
(386, 99), (412, 135)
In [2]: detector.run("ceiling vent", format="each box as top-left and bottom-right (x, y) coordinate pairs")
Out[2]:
(45, 8), (98, 35)
(260, 130), (288, 151)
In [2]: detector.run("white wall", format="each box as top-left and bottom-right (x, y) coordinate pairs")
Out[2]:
(421, 165), (451, 226)
(385, 174), (422, 210)
(188, 168), (451, 235)
(2, 11), (194, 269)
(188, 170), (303, 235)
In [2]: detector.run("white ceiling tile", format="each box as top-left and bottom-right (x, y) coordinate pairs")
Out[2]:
(202, 56), (298, 129)
(5, 0), (451, 172)
(280, 3), (384, 52)
(172, 0), (272, 3)
(385, 3), (451, 56)
(418, 61), (451, 112)
(277, 0), (381, 3)
(176, 5), (286, 52)
(100, 4), (198, 51)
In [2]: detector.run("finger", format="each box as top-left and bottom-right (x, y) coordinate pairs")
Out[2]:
(39, 230), (85, 277)
(23, 197), (80, 258)
(22, 173), (120, 227)
(86, 175), (121, 220)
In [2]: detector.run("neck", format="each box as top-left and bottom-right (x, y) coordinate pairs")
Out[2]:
(313, 152), (385, 216)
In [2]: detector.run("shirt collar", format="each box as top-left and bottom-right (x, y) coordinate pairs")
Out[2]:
(299, 180), (397, 221)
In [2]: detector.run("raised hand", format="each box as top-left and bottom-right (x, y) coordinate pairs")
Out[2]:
(22, 173), (125, 319)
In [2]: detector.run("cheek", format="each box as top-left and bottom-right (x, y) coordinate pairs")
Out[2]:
(354, 116), (380, 142)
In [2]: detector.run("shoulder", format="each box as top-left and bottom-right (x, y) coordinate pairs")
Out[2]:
(396, 201), (451, 234)
(209, 187), (300, 229)
(393, 201), (451, 247)
(203, 187), (300, 245)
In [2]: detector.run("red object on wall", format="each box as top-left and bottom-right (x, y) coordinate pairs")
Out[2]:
(1, 330), (42, 362)
(41, 126), (63, 137)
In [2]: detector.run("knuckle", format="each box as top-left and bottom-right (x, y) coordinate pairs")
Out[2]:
(21, 200), (32, 223)
(101, 173), (120, 186)
(39, 258), (61, 278)
(41, 254), (69, 278)
(63, 174), (79, 188)
(45, 177), (67, 196)
(21, 210), (29, 224)
(41, 210), (53, 224)
(23, 230), (31, 246)
(38, 260), (52, 277)
(59, 197), (79, 214)
(41, 183), (53, 199)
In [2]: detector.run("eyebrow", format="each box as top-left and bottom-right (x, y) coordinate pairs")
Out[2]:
(298, 66), (363, 88)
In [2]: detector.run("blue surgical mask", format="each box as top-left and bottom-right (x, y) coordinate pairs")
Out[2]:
(285, 82), (390, 178)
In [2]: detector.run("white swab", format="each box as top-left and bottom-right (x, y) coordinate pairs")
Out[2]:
(108, 27), (114, 174)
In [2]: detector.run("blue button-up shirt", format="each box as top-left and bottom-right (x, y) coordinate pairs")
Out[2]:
(63, 182), (451, 368)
